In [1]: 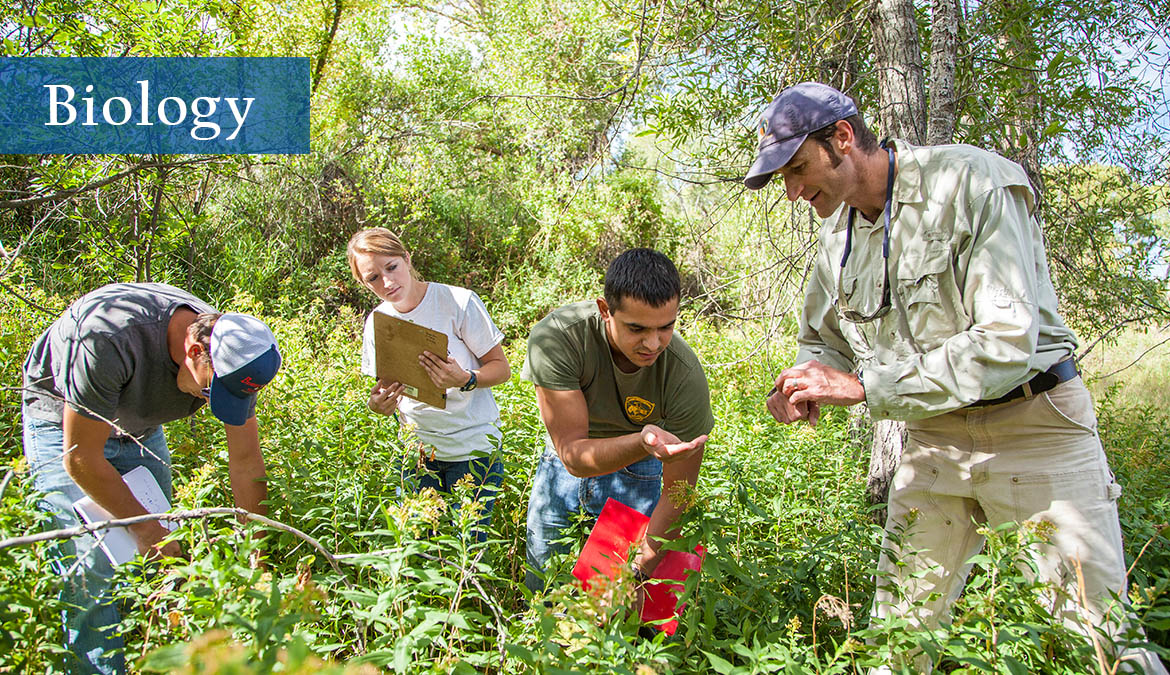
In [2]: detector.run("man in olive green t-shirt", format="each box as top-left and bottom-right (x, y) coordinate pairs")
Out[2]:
(523, 248), (714, 591)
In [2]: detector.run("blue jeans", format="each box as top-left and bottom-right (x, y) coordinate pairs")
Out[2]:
(23, 408), (172, 675)
(524, 448), (662, 591)
(409, 455), (503, 543)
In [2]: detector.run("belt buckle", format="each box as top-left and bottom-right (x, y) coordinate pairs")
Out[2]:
(1029, 370), (1059, 398)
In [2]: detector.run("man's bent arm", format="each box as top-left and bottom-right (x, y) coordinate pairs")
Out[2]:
(638, 448), (703, 573)
(224, 416), (268, 515)
(534, 386), (647, 477)
(61, 407), (175, 553)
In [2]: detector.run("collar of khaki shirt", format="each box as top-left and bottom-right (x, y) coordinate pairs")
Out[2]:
(830, 139), (926, 233)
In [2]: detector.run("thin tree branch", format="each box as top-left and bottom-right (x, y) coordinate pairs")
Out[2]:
(1077, 316), (1154, 362)
(312, 0), (344, 95)
(1097, 332), (1170, 380)
(0, 279), (60, 316)
(0, 158), (218, 210)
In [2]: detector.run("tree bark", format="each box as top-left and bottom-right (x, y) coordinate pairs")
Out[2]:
(866, 418), (906, 524)
(869, 0), (926, 142)
(927, 0), (960, 144)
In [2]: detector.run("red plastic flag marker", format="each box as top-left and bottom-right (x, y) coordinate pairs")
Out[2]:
(571, 498), (651, 592)
(640, 545), (706, 635)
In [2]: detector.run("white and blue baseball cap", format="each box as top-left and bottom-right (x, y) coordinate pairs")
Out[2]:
(208, 313), (281, 426)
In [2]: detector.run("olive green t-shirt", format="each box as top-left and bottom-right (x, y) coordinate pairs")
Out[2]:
(521, 301), (714, 445)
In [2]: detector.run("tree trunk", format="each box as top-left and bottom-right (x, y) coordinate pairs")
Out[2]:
(927, 0), (960, 144)
(866, 418), (906, 524)
(869, 0), (926, 142)
(993, 0), (1045, 196)
(863, 0), (943, 511)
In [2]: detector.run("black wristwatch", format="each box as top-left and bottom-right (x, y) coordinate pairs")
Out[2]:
(459, 369), (478, 392)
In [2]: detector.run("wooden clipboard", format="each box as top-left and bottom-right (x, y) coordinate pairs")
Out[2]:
(372, 312), (448, 409)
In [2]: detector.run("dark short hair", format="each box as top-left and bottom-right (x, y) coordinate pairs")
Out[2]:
(187, 312), (223, 366)
(807, 114), (879, 167)
(604, 248), (681, 311)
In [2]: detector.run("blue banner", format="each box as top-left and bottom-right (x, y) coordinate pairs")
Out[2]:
(0, 57), (310, 154)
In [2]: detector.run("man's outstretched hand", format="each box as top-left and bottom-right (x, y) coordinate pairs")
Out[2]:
(640, 424), (707, 463)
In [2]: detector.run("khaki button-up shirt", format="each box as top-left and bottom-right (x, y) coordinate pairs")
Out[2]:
(795, 140), (1078, 421)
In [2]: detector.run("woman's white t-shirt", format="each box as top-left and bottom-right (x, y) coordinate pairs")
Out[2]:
(360, 283), (505, 461)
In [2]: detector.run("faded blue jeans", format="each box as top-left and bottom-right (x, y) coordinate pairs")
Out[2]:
(23, 408), (172, 675)
(524, 447), (662, 591)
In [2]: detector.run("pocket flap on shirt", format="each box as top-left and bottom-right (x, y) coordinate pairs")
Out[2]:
(897, 244), (949, 281)
(839, 271), (858, 296)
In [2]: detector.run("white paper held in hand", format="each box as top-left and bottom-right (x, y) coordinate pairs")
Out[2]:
(72, 465), (177, 566)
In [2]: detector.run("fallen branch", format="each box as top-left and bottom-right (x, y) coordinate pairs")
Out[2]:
(0, 507), (345, 575)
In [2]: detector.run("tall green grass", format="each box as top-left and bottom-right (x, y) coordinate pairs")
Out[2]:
(1083, 324), (1170, 411)
(2, 294), (1168, 673)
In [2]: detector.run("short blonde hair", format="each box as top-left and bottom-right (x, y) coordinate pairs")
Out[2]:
(346, 228), (419, 284)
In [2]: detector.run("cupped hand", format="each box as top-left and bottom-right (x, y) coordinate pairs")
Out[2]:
(766, 379), (821, 427)
(640, 424), (707, 463)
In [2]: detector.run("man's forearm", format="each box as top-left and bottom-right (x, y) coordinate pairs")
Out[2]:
(224, 418), (268, 515)
(637, 449), (703, 574)
(62, 408), (167, 544)
(557, 431), (646, 478)
(228, 454), (268, 515)
(67, 452), (153, 521)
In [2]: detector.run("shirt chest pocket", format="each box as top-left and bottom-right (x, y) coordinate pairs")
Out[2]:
(896, 247), (958, 348)
(838, 269), (885, 320)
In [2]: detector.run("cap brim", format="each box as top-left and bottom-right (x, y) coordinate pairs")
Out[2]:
(208, 377), (255, 427)
(744, 133), (806, 190)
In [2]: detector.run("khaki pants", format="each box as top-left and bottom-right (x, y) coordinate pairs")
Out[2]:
(872, 377), (1167, 674)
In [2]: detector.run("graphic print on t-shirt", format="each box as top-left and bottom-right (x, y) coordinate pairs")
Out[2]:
(624, 395), (655, 423)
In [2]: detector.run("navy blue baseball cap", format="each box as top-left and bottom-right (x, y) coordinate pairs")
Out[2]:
(744, 82), (859, 190)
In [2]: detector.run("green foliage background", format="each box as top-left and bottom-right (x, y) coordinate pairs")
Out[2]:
(2, 0), (1169, 671)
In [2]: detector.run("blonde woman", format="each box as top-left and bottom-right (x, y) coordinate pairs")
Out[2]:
(348, 228), (510, 531)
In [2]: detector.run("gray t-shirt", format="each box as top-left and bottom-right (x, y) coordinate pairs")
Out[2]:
(22, 283), (217, 438)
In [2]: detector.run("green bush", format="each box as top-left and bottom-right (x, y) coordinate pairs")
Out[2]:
(2, 294), (1168, 673)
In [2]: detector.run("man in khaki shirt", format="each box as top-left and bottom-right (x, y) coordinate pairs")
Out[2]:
(745, 82), (1166, 673)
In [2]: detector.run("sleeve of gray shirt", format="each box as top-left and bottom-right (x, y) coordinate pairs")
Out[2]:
(60, 334), (130, 423)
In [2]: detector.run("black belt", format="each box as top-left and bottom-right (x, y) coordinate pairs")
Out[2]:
(969, 358), (1079, 408)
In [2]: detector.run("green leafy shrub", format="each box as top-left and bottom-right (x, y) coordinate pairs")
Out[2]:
(2, 296), (1168, 673)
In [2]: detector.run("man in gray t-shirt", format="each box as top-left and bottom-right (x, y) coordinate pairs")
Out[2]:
(21, 282), (281, 675)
